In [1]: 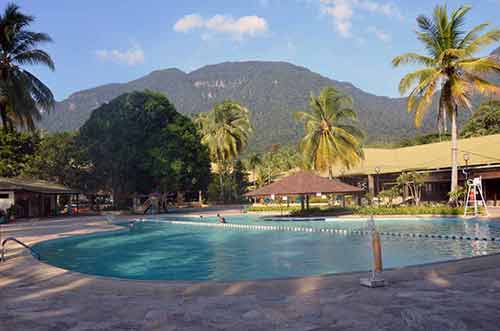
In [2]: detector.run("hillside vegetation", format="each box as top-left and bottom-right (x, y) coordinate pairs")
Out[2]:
(40, 61), (473, 151)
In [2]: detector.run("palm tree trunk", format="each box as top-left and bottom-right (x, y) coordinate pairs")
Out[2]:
(218, 168), (224, 202)
(0, 103), (9, 132)
(442, 108), (448, 133)
(450, 106), (459, 194)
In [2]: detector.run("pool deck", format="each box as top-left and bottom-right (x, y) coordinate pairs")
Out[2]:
(1, 215), (500, 330)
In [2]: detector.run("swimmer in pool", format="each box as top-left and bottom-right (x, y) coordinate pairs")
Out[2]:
(217, 213), (226, 223)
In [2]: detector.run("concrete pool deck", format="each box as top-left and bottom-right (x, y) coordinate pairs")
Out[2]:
(1, 216), (500, 330)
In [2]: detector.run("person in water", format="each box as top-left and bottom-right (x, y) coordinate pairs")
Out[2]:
(217, 213), (226, 223)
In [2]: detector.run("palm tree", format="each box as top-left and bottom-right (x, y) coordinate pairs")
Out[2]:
(295, 87), (364, 178)
(246, 152), (262, 185)
(0, 3), (55, 132)
(195, 100), (252, 201)
(392, 4), (500, 194)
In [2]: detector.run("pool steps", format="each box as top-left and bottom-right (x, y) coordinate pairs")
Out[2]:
(138, 219), (499, 242)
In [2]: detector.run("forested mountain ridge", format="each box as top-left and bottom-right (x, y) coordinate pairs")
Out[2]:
(41, 53), (498, 150)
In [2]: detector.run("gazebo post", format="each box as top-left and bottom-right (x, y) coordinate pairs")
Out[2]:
(300, 195), (305, 211)
(306, 195), (310, 210)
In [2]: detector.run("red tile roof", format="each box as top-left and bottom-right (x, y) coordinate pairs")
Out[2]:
(245, 171), (363, 197)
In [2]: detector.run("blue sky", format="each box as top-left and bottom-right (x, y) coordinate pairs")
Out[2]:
(13, 0), (500, 100)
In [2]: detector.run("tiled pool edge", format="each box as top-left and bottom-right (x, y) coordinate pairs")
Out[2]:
(2, 215), (500, 289)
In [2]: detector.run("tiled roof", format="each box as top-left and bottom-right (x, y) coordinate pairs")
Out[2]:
(0, 177), (79, 194)
(330, 134), (500, 176)
(246, 171), (363, 197)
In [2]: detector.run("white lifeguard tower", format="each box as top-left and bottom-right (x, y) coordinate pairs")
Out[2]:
(464, 177), (489, 217)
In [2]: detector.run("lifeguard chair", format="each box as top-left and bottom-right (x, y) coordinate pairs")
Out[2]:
(464, 177), (489, 217)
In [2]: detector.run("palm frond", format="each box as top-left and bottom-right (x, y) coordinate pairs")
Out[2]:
(392, 53), (435, 67)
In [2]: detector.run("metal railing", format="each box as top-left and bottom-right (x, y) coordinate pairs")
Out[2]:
(1, 237), (41, 262)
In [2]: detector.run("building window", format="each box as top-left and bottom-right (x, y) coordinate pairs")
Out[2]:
(0, 193), (9, 199)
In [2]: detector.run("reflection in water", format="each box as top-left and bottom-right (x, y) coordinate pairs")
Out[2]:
(33, 217), (500, 281)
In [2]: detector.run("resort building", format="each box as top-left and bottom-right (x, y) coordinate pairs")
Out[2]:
(0, 177), (79, 218)
(331, 134), (500, 206)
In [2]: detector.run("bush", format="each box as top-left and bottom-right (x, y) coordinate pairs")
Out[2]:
(353, 205), (466, 215)
(289, 207), (353, 217)
(247, 205), (301, 212)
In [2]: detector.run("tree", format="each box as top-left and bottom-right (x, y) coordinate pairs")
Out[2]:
(22, 132), (93, 190)
(461, 100), (500, 138)
(0, 130), (39, 177)
(398, 133), (451, 147)
(392, 4), (500, 194)
(195, 100), (252, 201)
(245, 152), (262, 185)
(0, 3), (55, 132)
(78, 91), (211, 208)
(295, 87), (364, 177)
(396, 172), (424, 206)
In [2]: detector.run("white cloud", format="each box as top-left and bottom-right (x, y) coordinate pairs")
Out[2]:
(319, 0), (402, 38)
(321, 0), (353, 37)
(356, 0), (402, 18)
(173, 14), (268, 40)
(368, 26), (391, 42)
(173, 14), (204, 32)
(95, 44), (144, 66)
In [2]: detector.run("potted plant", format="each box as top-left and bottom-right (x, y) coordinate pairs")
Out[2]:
(6, 205), (16, 222)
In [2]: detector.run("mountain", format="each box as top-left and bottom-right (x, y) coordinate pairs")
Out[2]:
(40, 60), (478, 151)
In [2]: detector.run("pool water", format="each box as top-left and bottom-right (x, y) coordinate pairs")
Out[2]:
(33, 216), (500, 281)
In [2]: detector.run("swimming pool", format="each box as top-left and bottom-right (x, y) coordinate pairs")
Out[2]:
(33, 215), (500, 281)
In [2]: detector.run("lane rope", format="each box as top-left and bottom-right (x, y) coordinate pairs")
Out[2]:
(135, 219), (499, 242)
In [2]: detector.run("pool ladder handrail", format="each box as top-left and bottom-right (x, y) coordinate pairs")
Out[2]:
(1, 237), (41, 262)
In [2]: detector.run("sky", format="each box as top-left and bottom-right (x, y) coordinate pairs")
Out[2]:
(12, 0), (500, 101)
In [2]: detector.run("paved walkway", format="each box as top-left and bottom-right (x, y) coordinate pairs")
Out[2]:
(1, 216), (500, 330)
(488, 207), (500, 218)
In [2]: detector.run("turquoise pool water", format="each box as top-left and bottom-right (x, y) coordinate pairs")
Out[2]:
(33, 215), (500, 281)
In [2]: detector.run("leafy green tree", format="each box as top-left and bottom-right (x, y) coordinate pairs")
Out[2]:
(22, 132), (93, 190)
(245, 152), (262, 184)
(398, 133), (451, 147)
(295, 87), (364, 177)
(78, 91), (210, 207)
(231, 160), (249, 201)
(251, 145), (301, 187)
(0, 3), (55, 132)
(195, 100), (252, 201)
(461, 100), (500, 138)
(0, 130), (39, 177)
(392, 4), (500, 193)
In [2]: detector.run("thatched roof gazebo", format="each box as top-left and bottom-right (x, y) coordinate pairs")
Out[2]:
(245, 171), (364, 210)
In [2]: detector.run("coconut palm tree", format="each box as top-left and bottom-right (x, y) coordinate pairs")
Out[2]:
(392, 4), (500, 194)
(246, 152), (262, 185)
(0, 3), (55, 132)
(195, 100), (252, 200)
(295, 87), (364, 178)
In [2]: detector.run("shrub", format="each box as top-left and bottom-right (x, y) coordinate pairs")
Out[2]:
(289, 207), (353, 217)
(247, 205), (301, 212)
(353, 205), (466, 215)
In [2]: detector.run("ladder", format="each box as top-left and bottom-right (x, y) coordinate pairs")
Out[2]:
(464, 177), (489, 217)
(1, 237), (41, 262)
